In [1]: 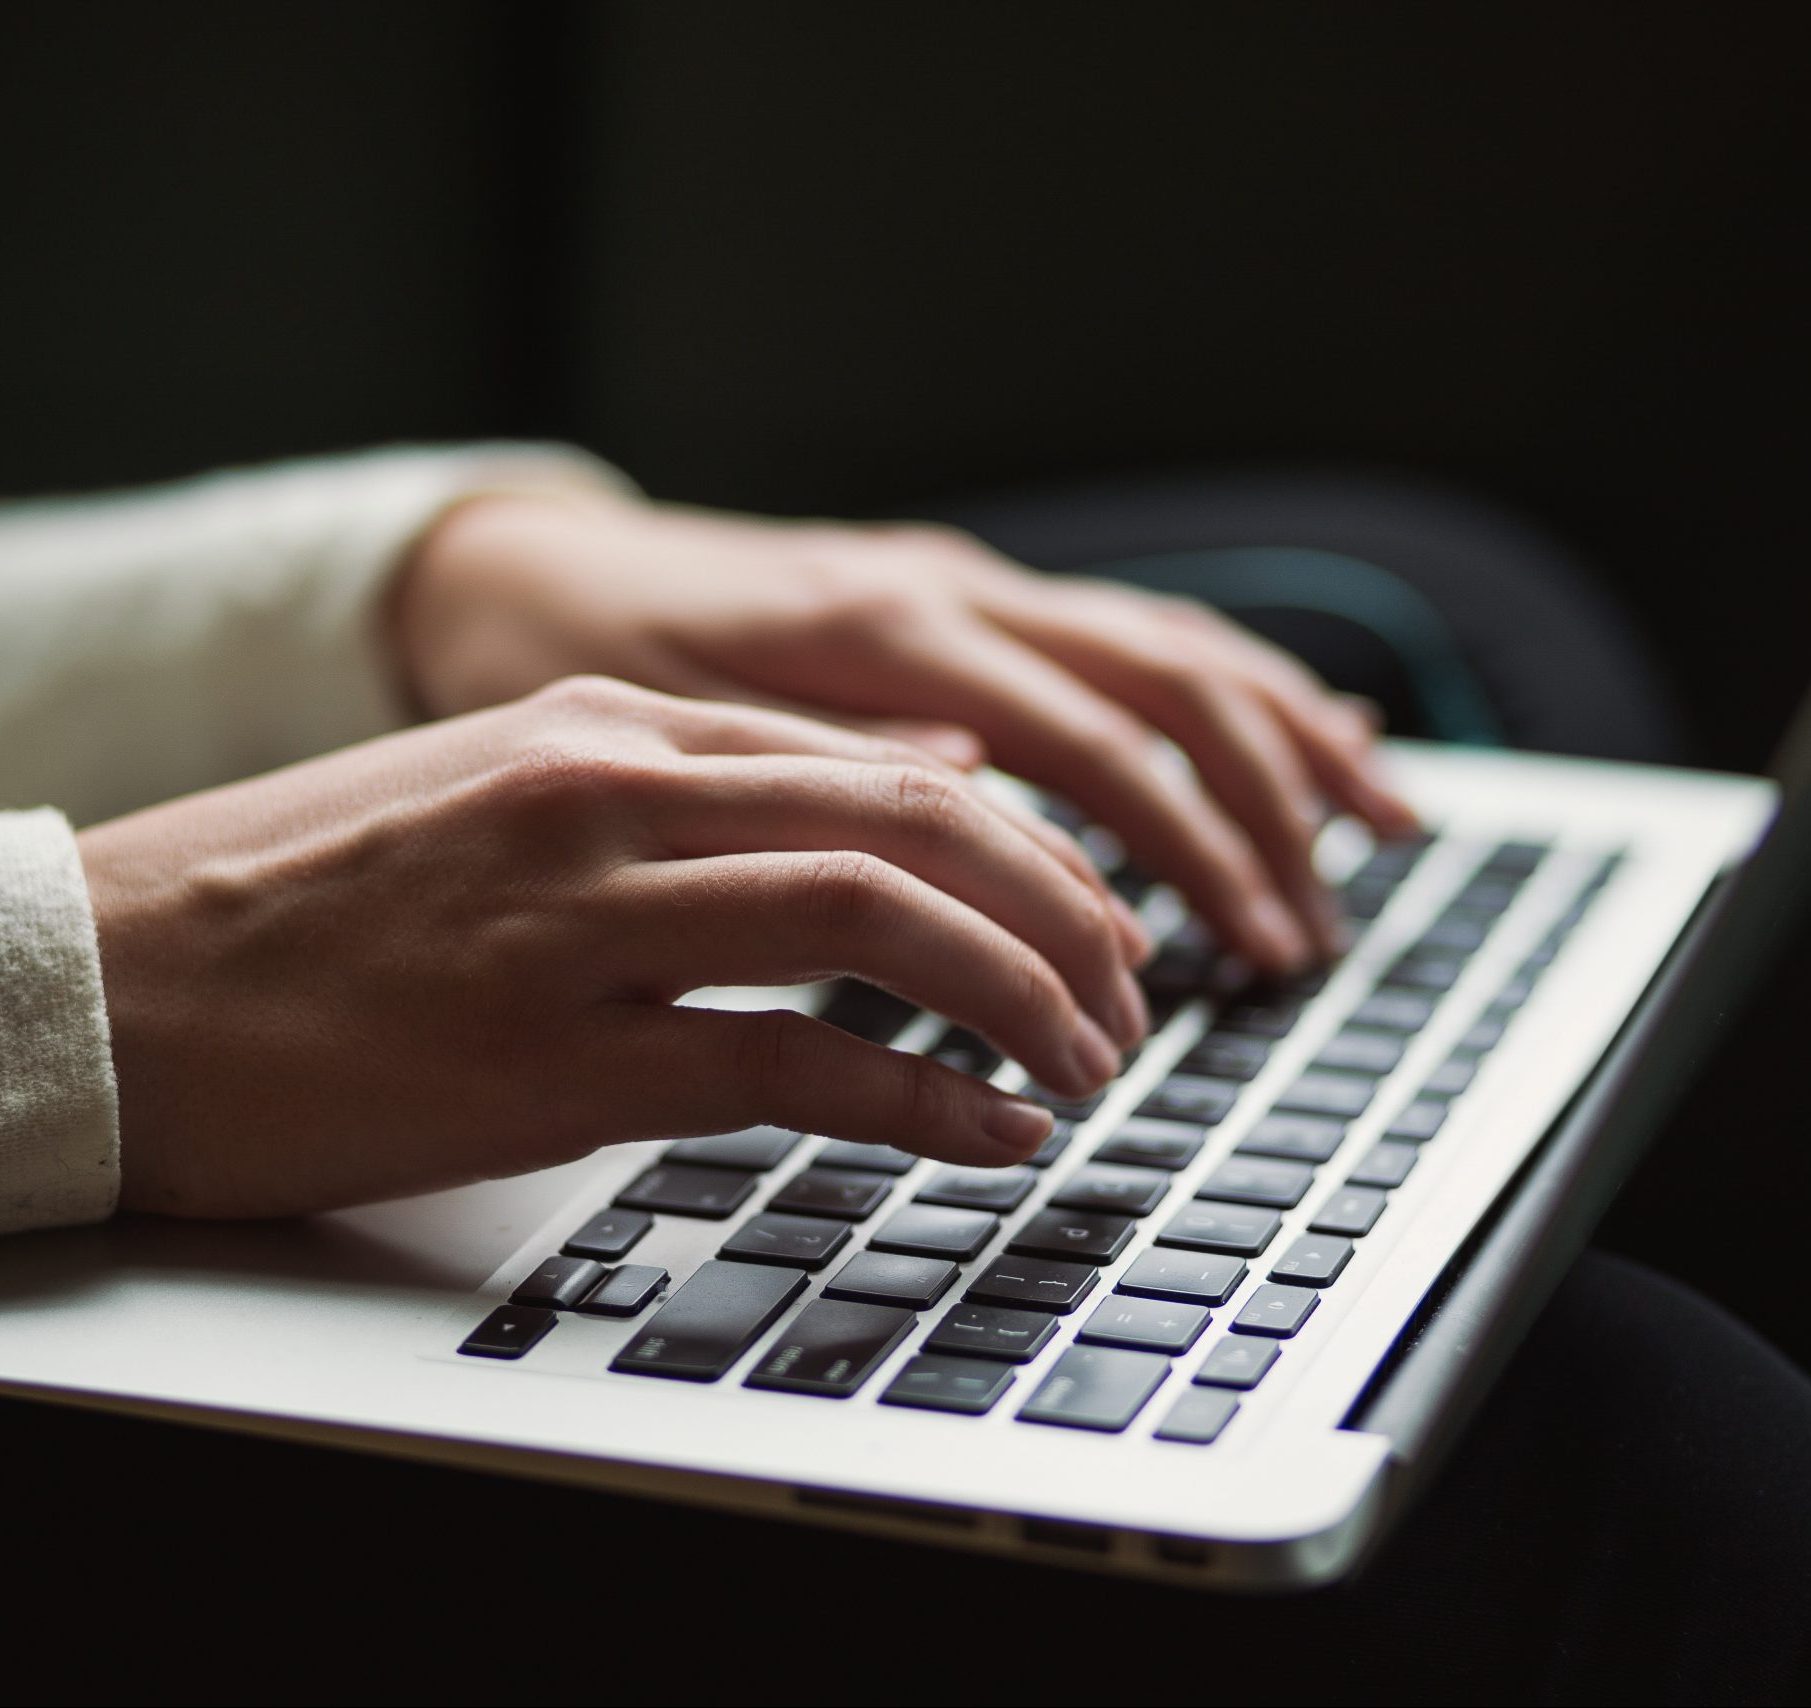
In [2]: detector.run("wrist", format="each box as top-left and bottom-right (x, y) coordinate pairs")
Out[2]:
(387, 486), (632, 719)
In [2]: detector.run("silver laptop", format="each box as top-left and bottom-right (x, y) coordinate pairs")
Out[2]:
(1, 713), (1804, 1589)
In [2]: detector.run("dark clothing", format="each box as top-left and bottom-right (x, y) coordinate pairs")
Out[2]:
(7, 473), (1805, 1707)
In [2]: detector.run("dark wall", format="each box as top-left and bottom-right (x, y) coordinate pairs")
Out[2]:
(1, 1), (1805, 766)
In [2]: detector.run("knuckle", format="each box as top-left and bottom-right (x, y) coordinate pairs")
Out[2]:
(735, 1009), (821, 1101)
(800, 850), (898, 938)
(531, 672), (628, 719)
(882, 764), (967, 839)
(895, 1052), (959, 1133)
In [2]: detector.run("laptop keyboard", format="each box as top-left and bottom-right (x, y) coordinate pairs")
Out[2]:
(458, 825), (1622, 1446)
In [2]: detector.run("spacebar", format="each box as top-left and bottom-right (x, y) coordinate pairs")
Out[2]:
(610, 1260), (809, 1382)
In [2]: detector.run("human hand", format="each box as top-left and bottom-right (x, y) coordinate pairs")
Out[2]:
(78, 677), (1148, 1217)
(394, 492), (1418, 973)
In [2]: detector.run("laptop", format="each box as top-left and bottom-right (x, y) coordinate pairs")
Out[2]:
(1, 706), (1804, 1590)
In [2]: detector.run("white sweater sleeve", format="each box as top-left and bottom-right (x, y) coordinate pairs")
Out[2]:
(0, 442), (629, 1235)
(0, 442), (627, 828)
(0, 810), (118, 1232)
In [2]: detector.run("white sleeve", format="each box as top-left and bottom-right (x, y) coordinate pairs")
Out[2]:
(0, 442), (629, 828)
(0, 809), (117, 1234)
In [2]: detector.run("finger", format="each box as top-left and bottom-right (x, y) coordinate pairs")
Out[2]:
(645, 653), (991, 770)
(648, 757), (1148, 1046)
(650, 691), (1149, 959)
(591, 1003), (1055, 1166)
(989, 619), (1343, 955)
(1165, 608), (1420, 834)
(1257, 685), (1422, 836)
(604, 852), (1123, 1098)
(868, 624), (1315, 973)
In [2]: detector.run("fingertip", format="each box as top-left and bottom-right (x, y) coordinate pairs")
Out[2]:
(1108, 892), (1156, 965)
(981, 1093), (1054, 1160)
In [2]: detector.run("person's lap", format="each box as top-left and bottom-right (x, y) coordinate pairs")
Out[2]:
(6, 471), (1804, 1705)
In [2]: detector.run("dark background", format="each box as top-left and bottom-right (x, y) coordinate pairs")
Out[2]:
(1, 5), (1807, 1699)
(2, 1), (1806, 766)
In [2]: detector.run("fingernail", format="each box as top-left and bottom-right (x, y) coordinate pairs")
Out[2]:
(983, 1095), (1054, 1157)
(1251, 894), (1313, 972)
(1109, 893), (1155, 964)
(1069, 1014), (1122, 1089)
(1107, 965), (1150, 1048)
(1306, 885), (1351, 956)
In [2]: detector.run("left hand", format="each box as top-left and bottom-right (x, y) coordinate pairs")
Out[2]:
(392, 491), (1418, 973)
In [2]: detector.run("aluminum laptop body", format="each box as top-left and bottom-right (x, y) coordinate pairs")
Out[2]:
(0, 731), (1797, 1590)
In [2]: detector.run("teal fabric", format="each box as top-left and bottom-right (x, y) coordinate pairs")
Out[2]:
(1082, 546), (1507, 747)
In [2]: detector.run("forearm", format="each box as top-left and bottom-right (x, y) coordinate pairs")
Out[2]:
(0, 442), (623, 825)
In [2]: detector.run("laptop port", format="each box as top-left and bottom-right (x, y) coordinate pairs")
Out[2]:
(1153, 1534), (1217, 1568)
(1021, 1518), (1112, 1554)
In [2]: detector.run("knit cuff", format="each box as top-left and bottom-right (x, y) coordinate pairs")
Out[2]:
(0, 809), (119, 1234)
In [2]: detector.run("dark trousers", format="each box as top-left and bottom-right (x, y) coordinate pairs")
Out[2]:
(7, 474), (1807, 1707)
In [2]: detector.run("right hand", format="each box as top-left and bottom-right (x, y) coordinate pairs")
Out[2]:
(78, 676), (1152, 1219)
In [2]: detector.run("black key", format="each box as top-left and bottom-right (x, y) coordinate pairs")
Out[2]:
(1026, 1123), (1075, 1168)
(459, 1305), (556, 1360)
(611, 1260), (809, 1382)
(1269, 1234), (1354, 1287)
(1353, 838), (1430, 885)
(1194, 1336), (1279, 1390)
(1092, 1119), (1205, 1171)
(1139, 938), (1217, 1002)
(929, 1027), (1004, 1078)
(1136, 1073), (1238, 1126)
(1340, 879), (1394, 922)
(1020, 1084), (1104, 1121)
(923, 1302), (1059, 1363)
(1154, 1386), (1240, 1444)
(916, 1165), (1037, 1213)
(1423, 1056), (1478, 1098)
(1237, 1112), (1348, 1164)
(768, 1167), (894, 1221)
(744, 1299), (916, 1398)
(1050, 1164), (1170, 1217)
(561, 1207), (652, 1262)
(1232, 1283), (1320, 1338)
(1275, 1071), (1375, 1120)
(868, 1203), (1000, 1262)
(1009, 1208), (1137, 1265)
(1213, 996), (1305, 1038)
(666, 1126), (803, 1171)
(1492, 972), (1539, 1010)
(1117, 1248), (1247, 1306)
(1484, 839), (1548, 877)
(1197, 1156), (1315, 1208)
(1418, 913), (1491, 954)
(1179, 1032), (1271, 1082)
(1352, 989), (1438, 1033)
(510, 1255), (606, 1310)
(966, 1255), (1099, 1314)
(881, 1354), (1015, 1415)
(1384, 954), (1467, 994)
(1454, 874), (1523, 914)
(1018, 1345), (1170, 1433)
(575, 1264), (668, 1317)
(1388, 1099), (1450, 1143)
(1309, 1186), (1388, 1236)
(817, 979), (916, 1044)
(1313, 1029), (1405, 1076)
(815, 1140), (919, 1175)
(1455, 1015), (1508, 1054)
(1346, 1140), (1418, 1189)
(822, 1250), (959, 1310)
(1077, 1295), (1210, 1354)
(1157, 1200), (1281, 1257)
(718, 1212), (853, 1270)
(616, 1164), (756, 1221)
